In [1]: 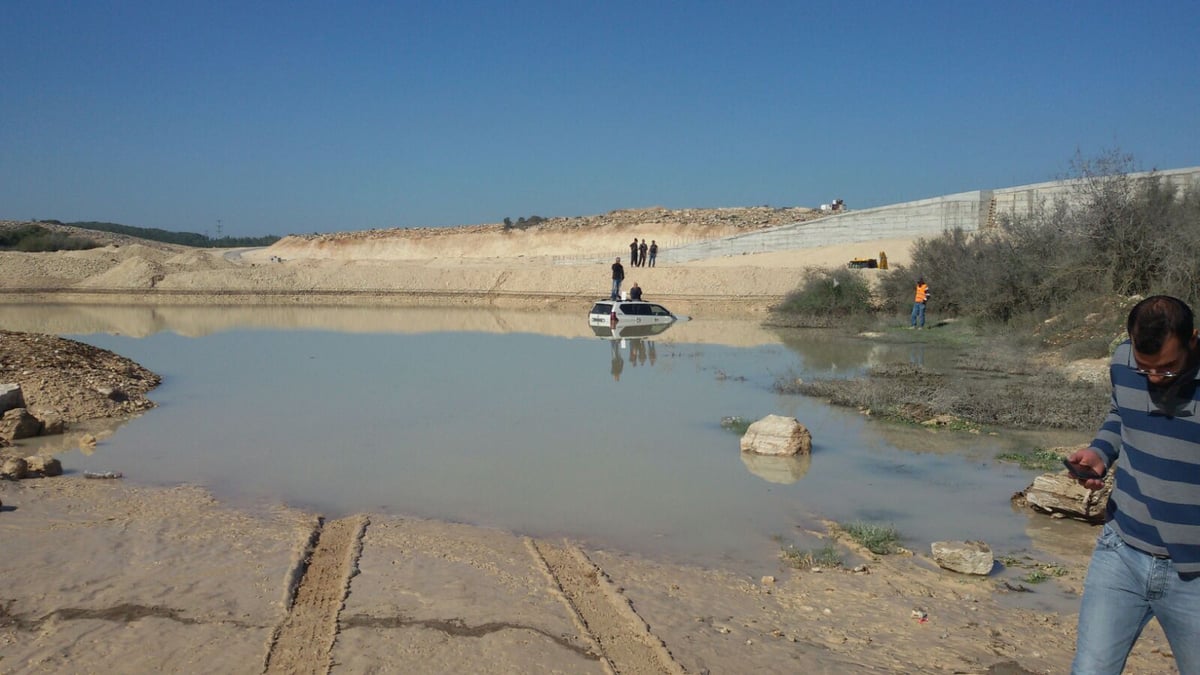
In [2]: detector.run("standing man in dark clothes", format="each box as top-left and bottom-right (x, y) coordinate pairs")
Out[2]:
(648, 240), (658, 267)
(638, 239), (648, 268)
(629, 238), (640, 267)
(629, 282), (642, 300)
(610, 257), (625, 301)
(1067, 295), (1200, 673)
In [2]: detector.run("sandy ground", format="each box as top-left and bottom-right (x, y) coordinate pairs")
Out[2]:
(0, 222), (1181, 673)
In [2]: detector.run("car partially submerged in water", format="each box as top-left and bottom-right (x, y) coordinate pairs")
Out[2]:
(587, 300), (678, 329)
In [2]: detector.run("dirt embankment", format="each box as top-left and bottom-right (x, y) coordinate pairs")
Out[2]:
(267, 206), (821, 261)
(0, 208), (905, 315)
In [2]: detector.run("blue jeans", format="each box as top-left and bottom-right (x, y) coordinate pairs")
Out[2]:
(611, 279), (622, 300)
(1072, 523), (1200, 674)
(910, 302), (926, 327)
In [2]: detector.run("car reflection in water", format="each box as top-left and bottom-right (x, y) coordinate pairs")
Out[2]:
(592, 322), (674, 381)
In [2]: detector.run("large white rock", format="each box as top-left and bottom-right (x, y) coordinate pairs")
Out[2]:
(739, 415), (812, 456)
(931, 540), (994, 575)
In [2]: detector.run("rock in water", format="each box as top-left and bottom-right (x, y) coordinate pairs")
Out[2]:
(739, 415), (812, 456)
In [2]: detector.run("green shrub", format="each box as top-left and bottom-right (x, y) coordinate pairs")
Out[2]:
(0, 225), (100, 251)
(775, 267), (873, 316)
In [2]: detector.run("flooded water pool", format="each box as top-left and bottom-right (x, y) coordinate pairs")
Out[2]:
(3, 303), (1093, 574)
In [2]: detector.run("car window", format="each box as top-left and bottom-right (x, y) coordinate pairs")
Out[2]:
(648, 305), (671, 316)
(621, 303), (650, 315)
(590, 303), (613, 314)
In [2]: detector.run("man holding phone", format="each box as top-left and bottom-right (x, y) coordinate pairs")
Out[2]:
(1067, 295), (1200, 673)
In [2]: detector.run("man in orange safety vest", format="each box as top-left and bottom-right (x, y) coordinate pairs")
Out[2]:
(910, 277), (930, 329)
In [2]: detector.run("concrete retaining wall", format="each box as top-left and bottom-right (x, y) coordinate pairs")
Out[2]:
(653, 166), (1200, 265)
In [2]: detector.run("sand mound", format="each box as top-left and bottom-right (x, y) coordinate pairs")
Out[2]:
(76, 256), (167, 289)
(165, 248), (231, 270)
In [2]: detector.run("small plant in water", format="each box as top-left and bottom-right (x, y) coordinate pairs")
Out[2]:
(1023, 570), (1052, 584)
(841, 521), (902, 555)
(780, 542), (842, 569)
(720, 416), (751, 435)
(1000, 555), (1070, 583)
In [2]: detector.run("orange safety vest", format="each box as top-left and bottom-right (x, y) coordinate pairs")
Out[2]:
(914, 283), (929, 303)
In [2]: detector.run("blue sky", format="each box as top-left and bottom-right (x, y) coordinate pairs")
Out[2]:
(2, 1), (1197, 238)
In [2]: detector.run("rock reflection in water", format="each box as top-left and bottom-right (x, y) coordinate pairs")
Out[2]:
(739, 452), (811, 484)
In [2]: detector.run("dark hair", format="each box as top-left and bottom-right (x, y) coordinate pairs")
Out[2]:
(1127, 295), (1194, 354)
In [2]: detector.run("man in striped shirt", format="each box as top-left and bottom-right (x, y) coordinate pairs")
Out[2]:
(1067, 295), (1200, 674)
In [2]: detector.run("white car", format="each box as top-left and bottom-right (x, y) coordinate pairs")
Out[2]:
(587, 300), (677, 328)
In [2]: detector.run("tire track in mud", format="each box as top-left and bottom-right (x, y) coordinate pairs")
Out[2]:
(264, 515), (368, 675)
(528, 538), (684, 675)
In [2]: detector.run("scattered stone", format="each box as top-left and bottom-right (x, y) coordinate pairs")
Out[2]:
(96, 386), (129, 402)
(25, 455), (63, 477)
(0, 408), (43, 440)
(39, 414), (66, 435)
(739, 415), (812, 456)
(760, 575), (775, 585)
(0, 383), (25, 413)
(932, 540), (994, 575)
(1020, 470), (1112, 522)
(1, 456), (29, 479)
(83, 471), (123, 479)
(79, 433), (97, 448)
(851, 564), (870, 574)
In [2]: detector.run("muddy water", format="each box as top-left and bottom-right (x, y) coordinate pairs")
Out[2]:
(4, 303), (1095, 579)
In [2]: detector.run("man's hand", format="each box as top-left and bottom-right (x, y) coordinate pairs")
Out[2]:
(1065, 448), (1108, 490)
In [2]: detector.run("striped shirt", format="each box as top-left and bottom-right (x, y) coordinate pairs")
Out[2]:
(1090, 340), (1200, 574)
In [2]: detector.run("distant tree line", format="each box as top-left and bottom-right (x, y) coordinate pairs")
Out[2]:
(502, 215), (547, 230)
(0, 224), (101, 251)
(41, 220), (281, 248)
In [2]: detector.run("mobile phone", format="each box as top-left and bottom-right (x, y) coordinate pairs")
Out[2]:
(1062, 458), (1103, 481)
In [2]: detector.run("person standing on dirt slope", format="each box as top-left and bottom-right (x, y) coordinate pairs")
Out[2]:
(629, 238), (640, 267)
(648, 240), (658, 267)
(910, 277), (930, 328)
(1067, 295), (1200, 674)
(638, 239), (648, 267)
(610, 257), (625, 301)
